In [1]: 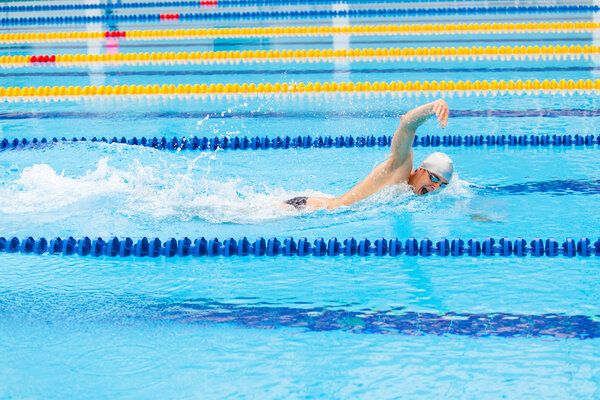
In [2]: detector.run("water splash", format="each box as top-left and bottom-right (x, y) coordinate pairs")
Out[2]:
(0, 158), (130, 213)
(341, 173), (473, 217)
(0, 157), (328, 224)
(0, 156), (473, 225)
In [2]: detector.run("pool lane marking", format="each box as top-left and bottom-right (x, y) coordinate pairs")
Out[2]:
(1, 78), (600, 99)
(0, 293), (595, 338)
(0, 236), (596, 257)
(3, 4), (600, 26)
(4, 44), (600, 67)
(2, 133), (597, 153)
(2, 1), (217, 12)
(158, 301), (600, 339)
(5, 66), (600, 79)
(1, 21), (598, 44)
(0, 0), (580, 12)
(1, 36), (596, 53)
(3, 109), (600, 120)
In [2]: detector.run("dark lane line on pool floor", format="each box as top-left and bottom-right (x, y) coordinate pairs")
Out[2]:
(0, 35), (592, 52)
(1, 295), (598, 339)
(480, 179), (600, 196)
(4, 65), (599, 78)
(3, 109), (600, 120)
(143, 299), (600, 339)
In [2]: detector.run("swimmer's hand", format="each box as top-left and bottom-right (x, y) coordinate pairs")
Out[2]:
(432, 98), (448, 129)
(396, 98), (449, 135)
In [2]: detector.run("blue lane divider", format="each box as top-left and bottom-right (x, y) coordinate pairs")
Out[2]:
(2, 5), (598, 25)
(0, 0), (523, 13)
(1, 133), (598, 152)
(1, 236), (598, 258)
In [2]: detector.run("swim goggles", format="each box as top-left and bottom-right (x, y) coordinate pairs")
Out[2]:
(428, 171), (447, 187)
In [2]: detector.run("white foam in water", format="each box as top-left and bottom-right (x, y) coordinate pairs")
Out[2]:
(0, 156), (328, 224)
(337, 173), (473, 216)
(0, 154), (473, 224)
(0, 158), (131, 213)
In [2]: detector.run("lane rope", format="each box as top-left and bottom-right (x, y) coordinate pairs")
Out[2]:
(1, 79), (600, 100)
(1, 133), (598, 152)
(3, 5), (600, 26)
(0, 0), (533, 13)
(2, 1), (217, 12)
(1, 21), (598, 44)
(7, 44), (600, 67)
(1, 236), (597, 257)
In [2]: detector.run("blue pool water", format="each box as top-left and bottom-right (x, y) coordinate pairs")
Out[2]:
(1, 1), (600, 398)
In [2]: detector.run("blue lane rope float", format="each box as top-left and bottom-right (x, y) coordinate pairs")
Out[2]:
(1, 236), (598, 258)
(2, 5), (599, 25)
(1, 133), (598, 152)
(0, 0), (529, 13)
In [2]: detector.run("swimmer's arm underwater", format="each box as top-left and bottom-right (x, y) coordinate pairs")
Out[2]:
(301, 99), (448, 210)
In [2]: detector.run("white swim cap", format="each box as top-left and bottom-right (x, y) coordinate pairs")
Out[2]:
(420, 152), (453, 182)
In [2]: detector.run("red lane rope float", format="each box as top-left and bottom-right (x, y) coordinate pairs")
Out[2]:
(104, 31), (127, 38)
(159, 13), (180, 20)
(28, 55), (56, 63)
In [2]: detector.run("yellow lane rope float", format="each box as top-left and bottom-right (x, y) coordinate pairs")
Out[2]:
(1, 21), (598, 43)
(3, 44), (600, 66)
(1, 79), (599, 100)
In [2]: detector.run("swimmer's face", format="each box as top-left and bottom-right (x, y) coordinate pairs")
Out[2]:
(412, 168), (448, 195)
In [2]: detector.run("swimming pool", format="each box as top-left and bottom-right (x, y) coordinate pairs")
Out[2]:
(1, 1), (600, 398)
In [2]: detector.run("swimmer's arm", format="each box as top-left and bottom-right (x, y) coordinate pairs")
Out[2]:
(389, 99), (448, 168)
(306, 158), (397, 209)
(305, 100), (448, 210)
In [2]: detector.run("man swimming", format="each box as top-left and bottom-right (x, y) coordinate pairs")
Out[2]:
(285, 98), (453, 210)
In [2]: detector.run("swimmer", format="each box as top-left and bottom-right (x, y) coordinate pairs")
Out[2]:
(285, 98), (453, 210)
